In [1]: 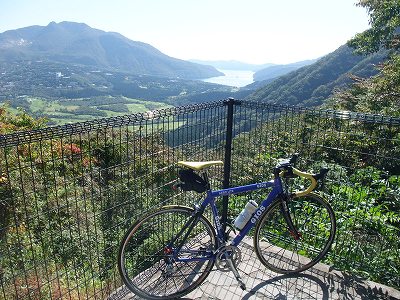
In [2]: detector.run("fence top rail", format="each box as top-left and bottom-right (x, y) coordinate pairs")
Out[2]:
(240, 100), (400, 125)
(0, 101), (225, 147)
(1, 99), (400, 148)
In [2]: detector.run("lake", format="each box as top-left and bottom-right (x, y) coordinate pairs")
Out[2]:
(202, 69), (254, 87)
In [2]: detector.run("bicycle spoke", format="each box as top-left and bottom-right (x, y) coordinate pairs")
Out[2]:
(254, 193), (336, 273)
(118, 206), (216, 299)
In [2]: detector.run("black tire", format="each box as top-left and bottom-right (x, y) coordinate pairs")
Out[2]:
(254, 192), (336, 273)
(118, 205), (217, 299)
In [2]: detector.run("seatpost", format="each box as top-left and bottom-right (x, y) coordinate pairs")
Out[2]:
(202, 171), (211, 190)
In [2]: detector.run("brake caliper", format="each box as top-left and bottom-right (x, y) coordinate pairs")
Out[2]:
(289, 230), (302, 240)
(164, 247), (173, 255)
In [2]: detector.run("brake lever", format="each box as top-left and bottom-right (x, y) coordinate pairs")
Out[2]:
(313, 168), (329, 181)
(289, 153), (299, 166)
(313, 168), (329, 190)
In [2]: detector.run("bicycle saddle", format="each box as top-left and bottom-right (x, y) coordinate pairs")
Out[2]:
(178, 161), (223, 171)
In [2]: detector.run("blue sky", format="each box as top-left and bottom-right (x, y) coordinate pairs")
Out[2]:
(0, 0), (370, 64)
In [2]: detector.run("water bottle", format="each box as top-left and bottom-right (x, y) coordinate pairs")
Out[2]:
(234, 200), (258, 230)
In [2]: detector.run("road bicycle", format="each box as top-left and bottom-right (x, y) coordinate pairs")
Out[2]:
(118, 154), (336, 299)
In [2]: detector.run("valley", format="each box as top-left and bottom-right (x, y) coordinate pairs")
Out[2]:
(0, 60), (253, 125)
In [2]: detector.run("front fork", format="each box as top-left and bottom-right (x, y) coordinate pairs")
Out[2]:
(280, 194), (302, 240)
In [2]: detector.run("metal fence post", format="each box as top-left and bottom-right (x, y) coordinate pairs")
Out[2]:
(222, 97), (240, 238)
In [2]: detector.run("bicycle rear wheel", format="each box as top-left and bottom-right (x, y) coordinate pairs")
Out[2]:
(254, 192), (336, 273)
(118, 205), (217, 299)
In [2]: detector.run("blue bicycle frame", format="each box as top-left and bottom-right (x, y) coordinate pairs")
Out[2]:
(172, 176), (284, 262)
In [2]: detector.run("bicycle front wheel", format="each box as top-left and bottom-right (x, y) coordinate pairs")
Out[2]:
(254, 192), (336, 273)
(118, 205), (217, 300)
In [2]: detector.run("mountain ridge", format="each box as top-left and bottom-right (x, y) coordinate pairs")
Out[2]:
(253, 59), (318, 82)
(0, 21), (223, 79)
(246, 45), (387, 106)
(189, 59), (275, 71)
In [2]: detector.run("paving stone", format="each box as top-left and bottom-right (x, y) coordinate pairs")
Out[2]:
(109, 238), (400, 299)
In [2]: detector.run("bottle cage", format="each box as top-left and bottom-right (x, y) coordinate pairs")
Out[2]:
(177, 169), (208, 193)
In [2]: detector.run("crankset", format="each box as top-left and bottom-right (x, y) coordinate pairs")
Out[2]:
(215, 245), (246, 290)
(215, 245), (242, 272)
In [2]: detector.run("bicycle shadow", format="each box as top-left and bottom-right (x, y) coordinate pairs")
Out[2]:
(239, 268), (397, 300)
(323, 268), (398, 300)
(242, 273), (329, 300)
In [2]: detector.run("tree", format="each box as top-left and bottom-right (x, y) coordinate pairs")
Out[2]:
(348, 0), (400, 54)
(331, 55), (400, 115)
(330, 1), (400, 115)
(0, 105), (47, 134)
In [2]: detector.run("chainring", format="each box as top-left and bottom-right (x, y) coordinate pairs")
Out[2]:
(215, 245), (242, 272)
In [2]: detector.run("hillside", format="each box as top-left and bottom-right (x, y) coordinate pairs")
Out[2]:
(0, 21), (222, 79)
(252, 59), (317, 82)
(246, 45), (387, 106)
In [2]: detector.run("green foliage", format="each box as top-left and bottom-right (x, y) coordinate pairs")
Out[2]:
(0, 104), (47, 134)
(330, 54), (400, 116)
(100, 103), (129, 112)
(246, 45), (385, 107)
(63, 105), (108, 116)
(0, 107), (177, 299)
(1, 96), (175, 125)
(348, 0), (400, 54)
(328, 166), (400, 287)
(331, 1), (400, 116)
(228, 107), (400, 289)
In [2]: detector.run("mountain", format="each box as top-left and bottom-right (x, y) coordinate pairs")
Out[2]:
(0, 21), (223, 79)
(252, 59), (318, 82)
(189, 59), (275, 71)
(246, 45), (387, 106)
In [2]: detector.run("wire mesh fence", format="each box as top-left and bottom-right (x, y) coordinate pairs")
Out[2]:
(0, 99), (399, 299)
(228, 101), (400, 289)
(0, 101), (227, 300)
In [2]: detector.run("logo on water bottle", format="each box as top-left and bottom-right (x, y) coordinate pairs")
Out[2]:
(251, 206), (265, 224)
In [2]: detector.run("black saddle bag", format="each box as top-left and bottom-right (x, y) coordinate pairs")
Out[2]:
(177, 169), (208, 193)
